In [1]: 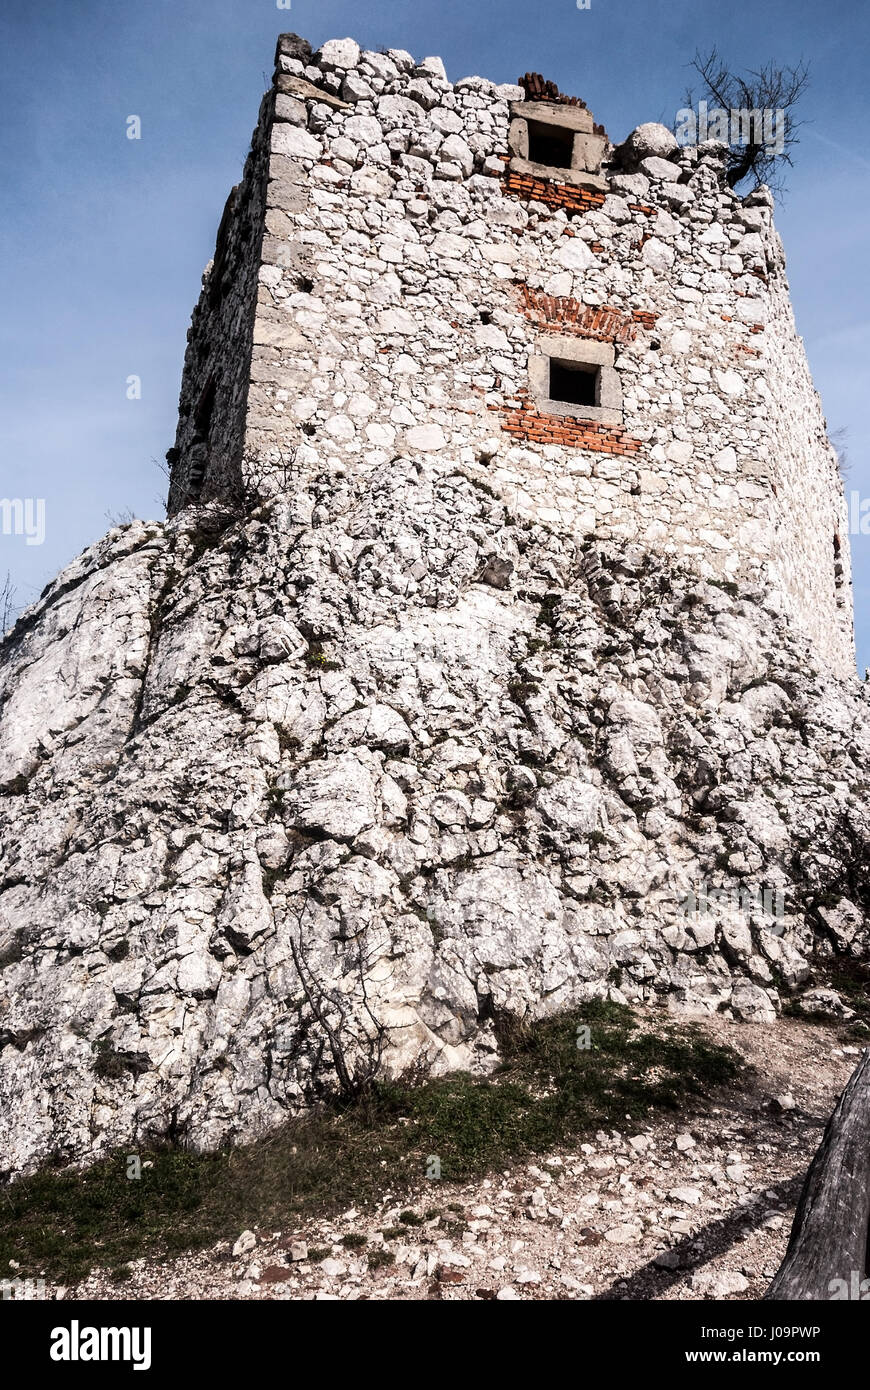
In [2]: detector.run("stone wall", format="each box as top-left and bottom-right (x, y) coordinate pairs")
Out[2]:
(167, 94), (272, 512)
(168, 33), (855, 676)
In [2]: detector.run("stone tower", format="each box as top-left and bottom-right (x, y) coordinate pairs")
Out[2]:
(168, 32), (854, 677)
(4, 35), (868, 1180)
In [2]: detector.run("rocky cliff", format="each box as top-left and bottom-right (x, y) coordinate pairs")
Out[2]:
(1, 455), (868, 1176)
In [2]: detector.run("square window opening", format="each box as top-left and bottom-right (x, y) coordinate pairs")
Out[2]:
(526, 119), (575, 170)
(549, 358), (599, 407)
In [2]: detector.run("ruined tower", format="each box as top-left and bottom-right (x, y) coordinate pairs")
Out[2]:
(4, 35), (868, 1179)
(169, 32), (853, 676)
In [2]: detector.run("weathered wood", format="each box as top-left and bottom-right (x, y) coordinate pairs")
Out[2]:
(766, 1049), (870, 1300)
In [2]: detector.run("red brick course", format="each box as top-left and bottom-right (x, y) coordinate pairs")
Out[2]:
(501, 169), (606, 214)
(488, 391), (643, 456)
(516, 285), (658, 342)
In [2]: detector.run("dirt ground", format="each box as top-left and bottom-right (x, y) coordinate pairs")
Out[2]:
(45, 1011), (864, 1302)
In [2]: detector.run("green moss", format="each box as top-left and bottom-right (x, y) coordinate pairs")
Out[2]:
(508, 679), (540, 706)
(260, 866), (283, 901)
(92, 1040), (151, 1081)
(2, 774), (31, 797)
(826, 958), (870, 1020)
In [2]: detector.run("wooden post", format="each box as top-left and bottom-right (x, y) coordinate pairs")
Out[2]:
(766, 1049), (870, 1300)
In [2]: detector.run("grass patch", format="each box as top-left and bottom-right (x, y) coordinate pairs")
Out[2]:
(0, 1002), (741, 1284)
(367, 1248), (395, 1271)
(304, 640), (340, 671)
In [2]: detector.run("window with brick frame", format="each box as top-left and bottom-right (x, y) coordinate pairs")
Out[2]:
(508, 101), (608, 193)
(528, 335), (623, 425)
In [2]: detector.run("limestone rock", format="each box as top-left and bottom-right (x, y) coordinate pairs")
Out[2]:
(691, 1269), (750, 1297)
(316, 38), (361, 71)
(618, 122), (679, 165)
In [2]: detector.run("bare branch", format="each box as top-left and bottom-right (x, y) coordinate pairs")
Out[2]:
(1, 571), (18, 636)
(682, 48), (810, 195)
(287, 889), (387, 1101)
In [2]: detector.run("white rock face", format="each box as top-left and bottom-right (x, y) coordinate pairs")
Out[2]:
(281, 752), (378, 838)
(0, 472), (868, 1179)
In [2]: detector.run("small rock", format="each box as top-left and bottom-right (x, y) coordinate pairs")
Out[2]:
(668, 1187), (703, 1206)
(691, 1269), (750, 1297)
(618, 122), (679, 164)
(576, 1228), (603, 1247)
(232, 1230), (257, 1257)
(604, 1224), (643, 1245)
(653, 1249), (686, 1270)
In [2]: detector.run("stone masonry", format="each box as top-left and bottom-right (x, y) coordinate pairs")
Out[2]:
(169, 34), (853, 678)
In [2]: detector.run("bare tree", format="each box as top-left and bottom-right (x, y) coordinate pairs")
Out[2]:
(828, 426), (850, 482)
(0, 571), (17, 636)
(684, 48), (810, 193)
(287, 893), (387, 1102)
(104, 507), (137, 528)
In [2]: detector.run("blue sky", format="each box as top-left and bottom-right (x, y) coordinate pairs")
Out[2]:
(1, 0), (868, 668)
